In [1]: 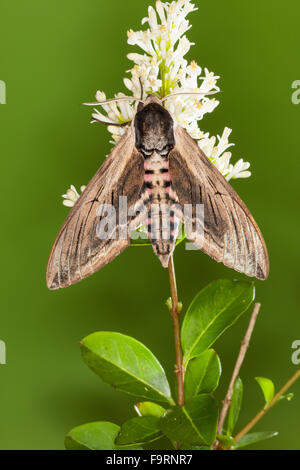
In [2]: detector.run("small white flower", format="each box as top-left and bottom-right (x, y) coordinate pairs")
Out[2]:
(226, 159), (251, 181)
(62, 185), (86, 207)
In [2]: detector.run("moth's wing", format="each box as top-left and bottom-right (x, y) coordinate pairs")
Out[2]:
(169, 126), (269, 280)
(46, 126), (145, 290)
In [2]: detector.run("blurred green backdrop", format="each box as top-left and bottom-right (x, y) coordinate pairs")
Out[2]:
(0, 0), (299, 450)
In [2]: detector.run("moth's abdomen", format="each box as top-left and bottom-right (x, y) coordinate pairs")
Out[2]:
(143, 152), (181, 267)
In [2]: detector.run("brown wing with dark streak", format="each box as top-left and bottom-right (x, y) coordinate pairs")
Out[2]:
(169, 126), (269, 279)
(46, 126), (145, 289)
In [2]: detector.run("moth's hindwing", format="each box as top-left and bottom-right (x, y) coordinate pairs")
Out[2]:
(46, 125), (145, 290)
(169, 125), (269, 280)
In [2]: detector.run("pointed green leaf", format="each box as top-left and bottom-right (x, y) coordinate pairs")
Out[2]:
(226, 377), (243, 436)
(182, 280), (255, 366)
(255, 377), (275, 407)
(159, 394), (218, 447)
(175, 224), (187, 246)
(81, 332), (174, 405)
(135, 401), (166, 418)
(184, 350), (221, 401)
(115, 416), (162, 446)
(233, 431), (279, 449)
(65, 422), (142, 450)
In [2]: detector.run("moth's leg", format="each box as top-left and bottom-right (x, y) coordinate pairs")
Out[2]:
(136, 78), (145, 113)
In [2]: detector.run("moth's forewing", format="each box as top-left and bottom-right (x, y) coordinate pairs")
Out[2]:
(46, 126), (145, 290)
(169, 126), (269, 280)
(47, 94), (269, 290)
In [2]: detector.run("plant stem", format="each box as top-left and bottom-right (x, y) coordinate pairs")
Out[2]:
(213, 302), (261, 449)
(160, 60), (166, 99)
(234, 368), (300, 444)
(168, 255), (185, 407)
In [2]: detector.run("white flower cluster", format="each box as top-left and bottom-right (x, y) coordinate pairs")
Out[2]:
(63, 0), (251, 207)
(198, 128), (251, 181)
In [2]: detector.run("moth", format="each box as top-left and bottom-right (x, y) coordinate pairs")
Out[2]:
(46, 93), (269, 290)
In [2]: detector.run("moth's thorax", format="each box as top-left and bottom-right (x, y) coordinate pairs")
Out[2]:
(134, 102), (175, 158)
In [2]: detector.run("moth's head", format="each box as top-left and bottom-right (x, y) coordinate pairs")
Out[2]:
(134, 95), (175, 153)
(137, 94), (162, 112)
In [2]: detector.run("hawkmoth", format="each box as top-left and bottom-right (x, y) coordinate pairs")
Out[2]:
(46, 94), (269, 289)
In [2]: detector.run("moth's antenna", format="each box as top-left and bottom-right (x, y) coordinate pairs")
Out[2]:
(83, 96), (144, 106)
(138, 77), (144, 100)
(161, 90), (220, 102)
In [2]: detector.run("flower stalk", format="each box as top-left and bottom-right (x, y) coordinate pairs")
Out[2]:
(167, 256), (185, 408)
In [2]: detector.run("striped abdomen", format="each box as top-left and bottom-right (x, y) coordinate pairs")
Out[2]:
(143, 151), (180, 267)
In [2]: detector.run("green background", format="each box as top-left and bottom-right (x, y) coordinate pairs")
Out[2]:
(0, 0), (299, 450)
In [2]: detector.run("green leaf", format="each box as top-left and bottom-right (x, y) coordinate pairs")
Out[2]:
(81, 332), (174, 405)
(175, 224), (187, 246)
(184, 350), (221, 401)
(134, 401), (166, 418)
(216, 434), (235, 449)
(226, 377), (243, 436)
(255, 377), (275, 407)
(115, 416), (162, 446)
(182, 279), (254, 366)
(233, 431), (279, 449)
(65, 422), (142, 450)
(159, 394), (218, 447)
